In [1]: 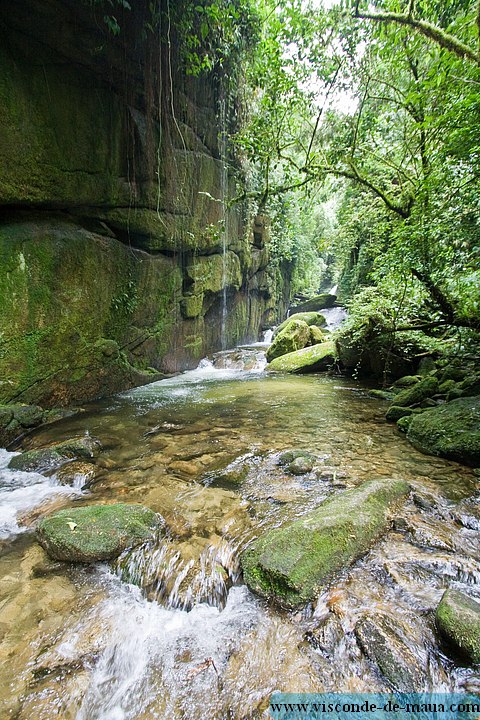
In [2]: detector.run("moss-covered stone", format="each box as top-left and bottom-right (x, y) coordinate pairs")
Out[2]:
(392, 375), (422, 388)
(181, 293), (204, 319)
(436, 589), (480, 664)
(393, 376), (439, 408)
(406, 396), (480, 465)
(267, 341), (336, 374)
(276, 312), (326, 335)
(369, 389), (395, 402)
(185, 252), (242, 295)
(397, 415), (415, 433)
(241, 478), (409, 607)
(36, 504), (160, 562)
(309, 325), (325, 345)
(277, 450), (316, 475)
(265, 319), (311, 362)
(290, 294), (336, 312)
(8, 435), (101, 472)
(386, 406), (415, 423)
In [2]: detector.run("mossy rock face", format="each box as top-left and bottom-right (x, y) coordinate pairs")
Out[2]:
(290, 294), (336, 313)
(436, 589), (480, 664)
(393, 376), (439, 408)
(267, 341), (336, 374)
(265, 319), (311, 362)
(275, 312), (326, 335)
(406, 396), (480, 465)
(36, 504), (160, 562)
(8, 436), (101, 472)
(241, 478), (410, 607)
(355, 615), (426, 690)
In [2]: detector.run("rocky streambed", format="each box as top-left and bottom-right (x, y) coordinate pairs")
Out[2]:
(0, 354), (479, 718)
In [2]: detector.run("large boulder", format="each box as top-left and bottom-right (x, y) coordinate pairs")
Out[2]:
(436, 589), (480, 664)
(290, 294), (336, 313)
(406, 396), (480, 465)
(275, 312), (326, 335)
(392, 376), (439, 408)
(265, 319), (311, 362)
(267, 341), (336, 374)
(36, 504), (160, 562)
(241, 478), (409, 607)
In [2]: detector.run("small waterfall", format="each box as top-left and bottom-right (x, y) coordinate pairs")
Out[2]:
(115, 534), (241, 611)
(218, 94), (229, 351)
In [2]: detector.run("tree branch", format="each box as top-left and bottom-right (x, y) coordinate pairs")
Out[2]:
(354, 9), (479, 64)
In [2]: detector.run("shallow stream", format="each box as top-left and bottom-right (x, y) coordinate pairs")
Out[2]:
(0, 346), (479, 718)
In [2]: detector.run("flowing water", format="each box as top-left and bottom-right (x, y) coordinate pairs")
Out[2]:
(0, 350), (479, 719)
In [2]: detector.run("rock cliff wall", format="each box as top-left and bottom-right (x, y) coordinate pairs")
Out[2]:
(0, 0), (289, 406)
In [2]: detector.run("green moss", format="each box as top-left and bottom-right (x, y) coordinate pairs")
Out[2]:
(267, 341), (336, 374)
(386, 406), (415, 423)
(393, 376), (439, 408)
(436, 589), (480, 664)
(265, 319), (311, 362)
(241, 478), (409, 607)
(406, 396), (480, 465)
(36, 504), (160, 562)
(276, 312), (326, 334)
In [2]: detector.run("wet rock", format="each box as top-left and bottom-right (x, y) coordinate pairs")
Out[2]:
(241, 478), (410, 607)
(406, 396), (480, 465)
(436, 589), (480, 664)
(11, 404), (44, 428)
(275, 312), (327, 335)
(55, 461), (98, 488)
(305, 614), (344, 655)
(267, 341), (336, 374)
(36, 503), (160, 562)
(266, 319), (311, 362)
(9, 435), (101, 472)
(355, 614), (426, 691)
(168, 460), (200, 476)
(277, 450), (316, 475)
(393, 376), (439, 408)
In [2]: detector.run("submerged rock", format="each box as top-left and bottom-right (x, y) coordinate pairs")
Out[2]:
(266, 319), (311, 362)
(393, 376), (439, 408)
(406, 396), (480, 465)
(436, 589), (480, 664)
(36, 504), (160, 562)
(267, 341), (336, 374)
(241, 478), (409, 607)
(8, 436), (102, 472)
(355, 615), (426, 691)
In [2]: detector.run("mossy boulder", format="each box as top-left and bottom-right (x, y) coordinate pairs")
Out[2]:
(393, 376), (439, 408)
(369, 389), (395, 402)
(406, 396), (480, 465)
(241, 478), (409, 607)
(386, 406), (416, 423)
(392, 375), (422, 389)
(309, 325), (325, 345)
(8, 436), (101, 472)
(36, 504), (160, 562)
(265, 319), (311, 362)
(275, 312), (326, 335)
(267, 341), (336, 374)
(355, 615), (426, 690)
(290, 294), (336, 313)
(436, 589), (480, 664)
